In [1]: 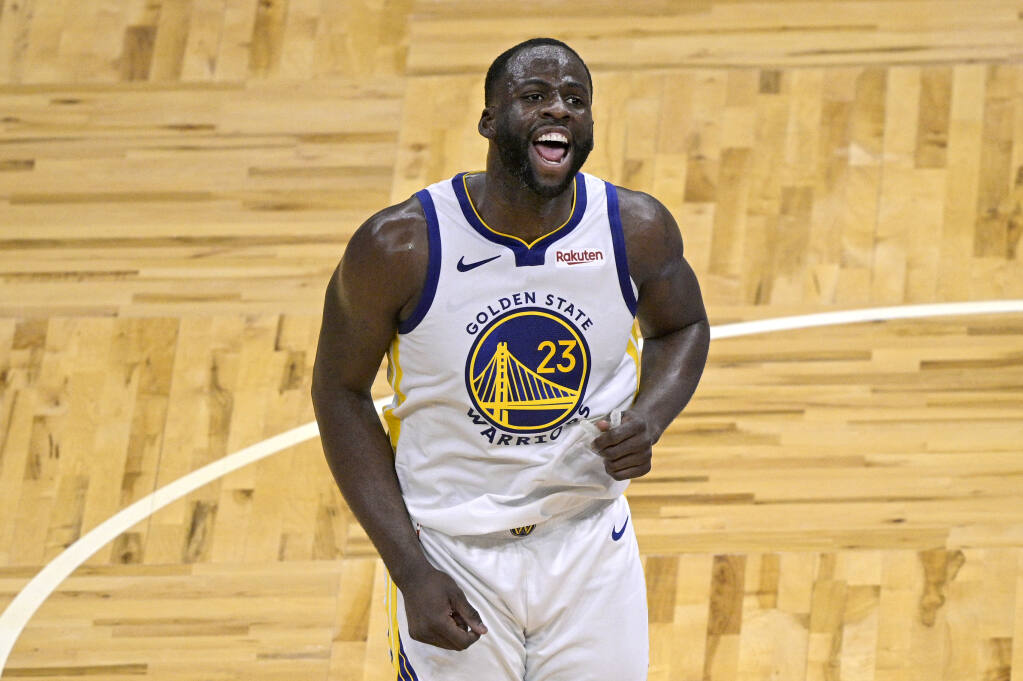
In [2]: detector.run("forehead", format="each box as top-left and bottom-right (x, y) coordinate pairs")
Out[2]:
(501, 46), (589, 91)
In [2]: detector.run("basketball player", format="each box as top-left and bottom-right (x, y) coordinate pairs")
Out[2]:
(312, 38), (709, 680)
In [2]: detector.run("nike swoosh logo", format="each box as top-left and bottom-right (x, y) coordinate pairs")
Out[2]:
(611, 516), (629, 541)
(457, 254), (501, 272)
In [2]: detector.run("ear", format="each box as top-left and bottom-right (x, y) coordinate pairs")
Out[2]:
(478, 106), (496, 139)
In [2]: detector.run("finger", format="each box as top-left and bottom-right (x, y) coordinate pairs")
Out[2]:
(603, 449), (651, 472)
(450, 610), (469, 630)
(420, 590), (485, 651)
(450, 590), (488, 636)
(592, 419), (641, 451)
(604, 446), (651, 466)
(604, 460), (652, 480)
(409, 622), (460, 651)
(429, 616), (480, 651)
(597, 436), (651, 461)
(407, 607), (479, 650)
(424, 633), (460, 651)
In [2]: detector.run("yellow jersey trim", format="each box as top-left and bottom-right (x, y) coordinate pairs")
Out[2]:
(386, 575), (401, 679)
(461, 172), (578, 249)
(626, 322), (641, 399)
(383, 336), (405, 451)
(386, 573), (420, 680)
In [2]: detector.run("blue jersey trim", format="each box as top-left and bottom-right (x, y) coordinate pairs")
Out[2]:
(398, 189), (442, 334)
(451, 172), (588, 267)
(397, 638), (419, 680)
(605, 182), (638, 316)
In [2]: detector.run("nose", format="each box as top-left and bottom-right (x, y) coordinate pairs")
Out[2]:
(541, 93), (571, 119)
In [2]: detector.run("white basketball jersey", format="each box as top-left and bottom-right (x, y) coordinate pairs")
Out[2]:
(383, 172), (640, 536)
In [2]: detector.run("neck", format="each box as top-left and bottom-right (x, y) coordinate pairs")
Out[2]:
(469, 150), (576, 242)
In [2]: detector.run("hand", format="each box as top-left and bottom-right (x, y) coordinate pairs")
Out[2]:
(401, 566), (488, 651)
(591, 410), (654, 480)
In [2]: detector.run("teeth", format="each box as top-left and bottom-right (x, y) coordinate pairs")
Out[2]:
(536, 132), (568, 144)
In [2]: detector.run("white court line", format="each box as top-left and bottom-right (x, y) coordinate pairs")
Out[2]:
(1, 299), (1022, 673)
(710, 300), (1023, 339)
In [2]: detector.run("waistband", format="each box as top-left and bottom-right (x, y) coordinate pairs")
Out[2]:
(419, 497), (618, 548)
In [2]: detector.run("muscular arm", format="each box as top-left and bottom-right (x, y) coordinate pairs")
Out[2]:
(592, 188), (710, 478)
(311, 198), (486, 650)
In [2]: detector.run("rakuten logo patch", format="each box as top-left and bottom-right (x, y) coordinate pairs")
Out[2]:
(554, 248), (605, 267)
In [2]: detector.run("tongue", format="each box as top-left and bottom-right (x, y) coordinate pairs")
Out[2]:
(535, 142), (567, 163)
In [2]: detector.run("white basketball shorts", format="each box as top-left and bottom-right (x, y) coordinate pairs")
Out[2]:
(385, 495), (649, 681)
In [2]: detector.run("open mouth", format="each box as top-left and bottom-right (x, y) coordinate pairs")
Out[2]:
(533, 131), (570, 165)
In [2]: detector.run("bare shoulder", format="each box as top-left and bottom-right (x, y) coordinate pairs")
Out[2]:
(337, 194), (430, 318)
(614, 185), (684, 288)
(345, 195), (428, 270)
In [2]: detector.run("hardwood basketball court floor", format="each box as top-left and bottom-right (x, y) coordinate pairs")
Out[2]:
(1, 2), (1023, 679)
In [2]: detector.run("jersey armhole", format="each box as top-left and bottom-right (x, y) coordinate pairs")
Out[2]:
(397, 189), (442, 334)
(605, 182), (639, 317)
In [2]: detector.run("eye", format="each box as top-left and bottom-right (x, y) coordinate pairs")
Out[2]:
(523, 92), (544, 102)
(566, 96), (585, 106)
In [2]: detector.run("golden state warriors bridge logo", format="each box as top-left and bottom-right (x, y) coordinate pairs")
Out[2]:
(465, 307), (590, 433)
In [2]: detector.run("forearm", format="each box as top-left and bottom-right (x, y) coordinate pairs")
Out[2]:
(311, 385), (431, 590)
(631, 318), (710, 440)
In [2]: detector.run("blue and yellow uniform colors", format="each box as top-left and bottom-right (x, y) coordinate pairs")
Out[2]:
(389, 497), (649, 681)
(380, 172), (649, 679)
(382, 172), (640, 538)
(386, 574), (420, 681)
(465, 308), (590, 432)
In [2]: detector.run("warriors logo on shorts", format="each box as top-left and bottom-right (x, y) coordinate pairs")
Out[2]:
(465, 307), (590, 433)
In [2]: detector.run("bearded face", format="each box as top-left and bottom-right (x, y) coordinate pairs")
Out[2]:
(485, 45), (595, 199)
(494, 112), (593, 198)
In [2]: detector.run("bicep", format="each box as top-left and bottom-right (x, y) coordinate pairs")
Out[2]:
(631, 201), (707, 339)
(312, 212), (425, 395)
(312, 262), (399, 394)
(636, 256), (706, 339)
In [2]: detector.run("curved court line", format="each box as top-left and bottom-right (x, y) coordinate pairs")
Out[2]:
(2, 299), (1022, 673)
(710, 300), (1023, 339)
